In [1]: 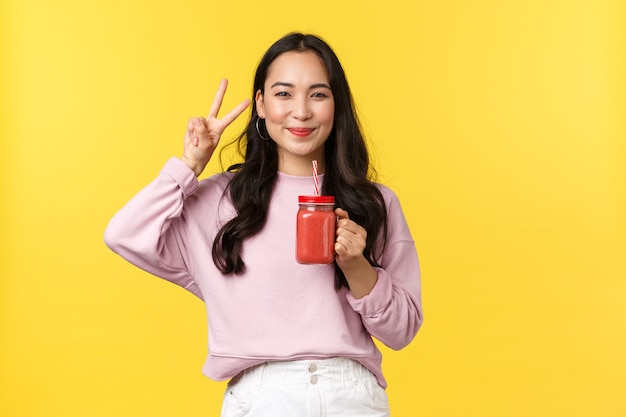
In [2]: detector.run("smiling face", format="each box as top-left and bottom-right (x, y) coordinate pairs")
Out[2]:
(256, 51), (335, 176)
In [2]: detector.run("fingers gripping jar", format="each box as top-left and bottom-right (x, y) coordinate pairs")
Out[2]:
(296, 196), (336, 264)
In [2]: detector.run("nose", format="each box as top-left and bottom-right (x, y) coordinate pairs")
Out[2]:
(291, 96), (312, 120)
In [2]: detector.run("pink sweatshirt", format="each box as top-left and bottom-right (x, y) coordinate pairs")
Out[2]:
(104, 157), (423, 388)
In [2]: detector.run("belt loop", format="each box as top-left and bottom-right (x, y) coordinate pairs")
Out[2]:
(348, 358), (362, 384)
(258, 362), (267, 388)
(341, 358), (349, 386)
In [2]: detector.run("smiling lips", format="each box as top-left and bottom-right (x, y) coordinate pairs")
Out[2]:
(288, 128), (314, 137)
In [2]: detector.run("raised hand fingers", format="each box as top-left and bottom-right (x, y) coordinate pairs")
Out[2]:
(187, 118), (196, 144)
(219, 98), (251, 128)
(207, 79), (229, 120)
(181, 79), (250, 177)
(207, 79), (251, 131)
(186, 117), (206, 146)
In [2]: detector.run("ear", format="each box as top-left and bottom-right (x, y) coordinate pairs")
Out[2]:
(255, 90), (265, 118)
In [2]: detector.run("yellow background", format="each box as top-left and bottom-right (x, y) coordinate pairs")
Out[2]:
(2, 0), (625, 415)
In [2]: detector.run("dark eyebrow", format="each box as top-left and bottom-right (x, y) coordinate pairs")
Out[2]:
(310, 83), (332, 90)
(270, 82), (295, 89)
(270, 81), (331, 90)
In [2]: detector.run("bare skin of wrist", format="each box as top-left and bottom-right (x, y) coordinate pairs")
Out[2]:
(180, 154), (205, 177)
(341, 256), (378, 299)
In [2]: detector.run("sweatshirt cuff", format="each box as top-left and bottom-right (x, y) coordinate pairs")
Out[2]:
(161, 157), (199, 198)
(345, 268), (392, 317)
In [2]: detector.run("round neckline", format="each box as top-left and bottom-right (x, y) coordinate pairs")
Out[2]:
(276, 171), (325, 188)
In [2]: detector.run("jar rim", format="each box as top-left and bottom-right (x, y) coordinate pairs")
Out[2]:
(298, 195), (335, 204)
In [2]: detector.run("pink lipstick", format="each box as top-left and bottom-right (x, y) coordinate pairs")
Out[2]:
(288, 128), (314, 137)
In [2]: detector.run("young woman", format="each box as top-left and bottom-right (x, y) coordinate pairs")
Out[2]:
(105, 32), (423, 417)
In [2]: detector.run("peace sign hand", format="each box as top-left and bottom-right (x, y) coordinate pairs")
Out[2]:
(182, 79), (251, 176)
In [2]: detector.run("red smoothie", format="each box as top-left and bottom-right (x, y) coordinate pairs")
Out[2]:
(296, 196), (335, 264)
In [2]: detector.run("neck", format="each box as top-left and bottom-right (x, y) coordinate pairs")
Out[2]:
(278, 155), (326, 176)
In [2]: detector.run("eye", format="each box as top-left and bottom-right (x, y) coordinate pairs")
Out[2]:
(275, 91), (290, 97)
(311, 92), (329, 98)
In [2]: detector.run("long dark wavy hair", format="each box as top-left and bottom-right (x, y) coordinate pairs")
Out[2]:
(212, 32), (388, 290)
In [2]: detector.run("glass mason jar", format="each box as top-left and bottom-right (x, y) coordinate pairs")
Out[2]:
(296, 195), (336, 264)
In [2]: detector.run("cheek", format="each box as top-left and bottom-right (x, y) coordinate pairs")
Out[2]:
(320, 105), (335, 127)
(263, 99), (287, 122)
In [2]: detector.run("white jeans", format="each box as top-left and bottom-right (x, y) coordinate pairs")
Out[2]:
(220, 357), (390, 417)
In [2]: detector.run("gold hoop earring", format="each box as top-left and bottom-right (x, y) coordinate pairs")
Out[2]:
(255, 118), (270, 141)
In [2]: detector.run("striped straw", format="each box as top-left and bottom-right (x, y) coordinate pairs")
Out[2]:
(312, 160), (319, 196)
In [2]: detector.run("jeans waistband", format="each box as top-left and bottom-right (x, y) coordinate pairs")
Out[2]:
(233, 357), (373, 389)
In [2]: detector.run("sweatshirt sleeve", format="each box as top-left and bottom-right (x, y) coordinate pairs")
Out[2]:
(345, 187), (423, 350)
(104, 157), (204, 300)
